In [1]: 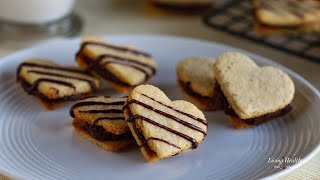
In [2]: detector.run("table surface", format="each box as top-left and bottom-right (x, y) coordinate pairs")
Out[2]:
(0, 0), (319, 179)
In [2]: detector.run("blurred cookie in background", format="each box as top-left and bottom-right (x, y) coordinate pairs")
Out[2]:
(252, 0), (320, 34)
(148, 0), (214, 12)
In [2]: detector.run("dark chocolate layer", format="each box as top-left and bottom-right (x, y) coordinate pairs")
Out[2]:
(82, 122), (132, 141)
(214, 83), (293, 126)
(179, 80), (224, 110)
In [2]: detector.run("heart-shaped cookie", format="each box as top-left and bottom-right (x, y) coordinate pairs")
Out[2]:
(124, 84), (207, 162)
(76, 36), (157, 92)
(17, 59), (100, 110)
(214, 52), (295, 120)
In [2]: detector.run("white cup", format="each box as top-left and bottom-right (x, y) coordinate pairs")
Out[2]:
(0, 0), (81, 45)
(0, 0), (75, 24)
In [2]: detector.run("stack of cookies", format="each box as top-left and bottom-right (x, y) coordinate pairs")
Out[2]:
(17, 36), (158, 109)
(70, 85), (208, 162)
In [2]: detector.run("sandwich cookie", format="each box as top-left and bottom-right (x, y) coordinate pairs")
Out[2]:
(213, 52), (295, 128)
(17, 59), (100, 110)
(124, 84), (207, 162)
(71, 96), (135, 152)
(253, 0), (320, 34)
(76, 36), (157, 92)
(176, 57), (223, 110)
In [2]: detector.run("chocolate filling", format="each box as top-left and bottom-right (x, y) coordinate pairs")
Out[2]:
(19, 78), (89, 103)
(82, 122), (132, 141)
(214, 83), (293, 126)
(179, 80), (224, 110)
(125, 107), (158, 155)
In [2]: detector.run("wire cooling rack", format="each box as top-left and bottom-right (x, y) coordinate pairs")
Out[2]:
(202, 0), (320, 63)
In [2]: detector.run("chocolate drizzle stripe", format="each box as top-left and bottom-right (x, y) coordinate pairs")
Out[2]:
(127, 115), (198, 149)
(126, 99), (206, 135)
(139, 93), (207, 126)
(98, 54), (156, 74)
(27, 78), (75, 94)
(28, 70), (97, 90)
(93, 116), (125, 125)
(98, 56), (154, 81)
(127, 108), (181, 153)
(17, 62), (90, 75)
(78, 41), (151, 58)
(79, 109), (124, 114)
(21, 79), (88, 103)
(130, 117), (148, 147)
(80, 55), (131, 87)
(70, 100), (125, 117)
(145, 137), (181, 149)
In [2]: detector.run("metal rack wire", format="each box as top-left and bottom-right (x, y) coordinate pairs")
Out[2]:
(203, 0), (320, 63)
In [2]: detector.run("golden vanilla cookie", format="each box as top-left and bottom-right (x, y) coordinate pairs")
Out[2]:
(176, 57), (222, 110)
(213, 52), (295, 128)
(70, 96), (135, 152)
(76, 36), (157, 92)
(17, 59), (100, 110)
(253, 0), (320, 33)
(124, 84), (207, 162)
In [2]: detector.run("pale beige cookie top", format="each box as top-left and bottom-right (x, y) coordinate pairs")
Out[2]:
(176, 57), (215, 97)
(214, 52), (295, 119)
(80, 36), (157, 86)
(128, 84), (207, 158)
(18, 59), (100, 99)
(71, 96), (128, 135)
(253, 0), (320, 26)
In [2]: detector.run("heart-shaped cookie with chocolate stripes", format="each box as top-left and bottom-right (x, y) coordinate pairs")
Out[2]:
(17, 59), (100, 110)
(124, 84), (207, 162)
(76, 36), (158, 92)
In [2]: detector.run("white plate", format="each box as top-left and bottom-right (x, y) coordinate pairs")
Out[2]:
(0, 35), (319, 180)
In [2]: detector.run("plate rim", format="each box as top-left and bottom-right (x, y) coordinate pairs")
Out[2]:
(0, 34), (319, 180)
